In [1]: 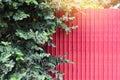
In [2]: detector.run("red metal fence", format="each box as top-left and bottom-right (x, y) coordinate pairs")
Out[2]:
(47, 9), (120, 80)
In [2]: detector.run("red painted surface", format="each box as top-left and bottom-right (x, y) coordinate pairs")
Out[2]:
(47, 9), (120, 80)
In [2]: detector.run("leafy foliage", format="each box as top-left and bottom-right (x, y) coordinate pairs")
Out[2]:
(0, 0), (70, 80)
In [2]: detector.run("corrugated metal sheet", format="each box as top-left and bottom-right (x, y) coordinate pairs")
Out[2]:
(47, 9), (120, 80)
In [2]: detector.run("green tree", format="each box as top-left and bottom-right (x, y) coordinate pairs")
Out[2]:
(0, 0), (70, 79)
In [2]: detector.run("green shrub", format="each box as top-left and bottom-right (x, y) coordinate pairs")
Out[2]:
(0, 0), (74, 80)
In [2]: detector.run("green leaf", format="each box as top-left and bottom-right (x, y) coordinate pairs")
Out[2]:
(16, 30), (31, 40)
(15, 51), (23, 56)
(13, 11), (30, 21)
(1, 41), (11, 46)
(16, 57), (24, 61)
(25, 0), (38, 5)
